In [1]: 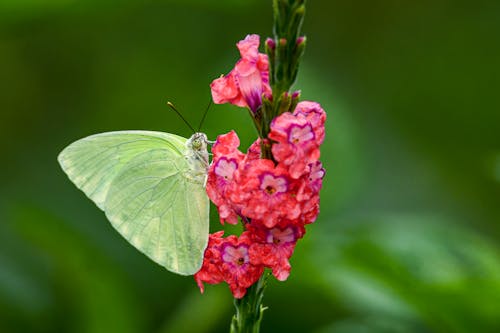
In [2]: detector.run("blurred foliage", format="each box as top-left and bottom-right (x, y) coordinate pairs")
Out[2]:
(0, 0), (499, 332)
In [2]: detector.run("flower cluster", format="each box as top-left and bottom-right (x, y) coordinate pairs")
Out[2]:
(195, 34), (326, 298)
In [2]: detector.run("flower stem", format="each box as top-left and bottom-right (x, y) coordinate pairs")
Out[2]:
(269, 0), (306, 96)
(261, 0), (307, 140)
(230, 274), (268, 333)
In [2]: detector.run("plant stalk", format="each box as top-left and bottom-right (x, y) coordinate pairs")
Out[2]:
(229, 274), (268, 333)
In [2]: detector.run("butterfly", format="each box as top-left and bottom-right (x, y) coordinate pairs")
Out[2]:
(58, 130), (210, 275)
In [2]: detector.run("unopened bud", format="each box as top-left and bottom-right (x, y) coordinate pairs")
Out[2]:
(295, 4), (305, 16)
(263, 92), (273, 103)
(266, 38), (276, 50)
(290, 90), (301, 112)
(278, 91), (292, 115)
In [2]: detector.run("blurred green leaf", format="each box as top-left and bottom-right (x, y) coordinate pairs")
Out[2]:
(312, 215), (500, 333)
(8, 204), (147, 333)
(159, 287), (232, 333)
(316, 315), (428, 333)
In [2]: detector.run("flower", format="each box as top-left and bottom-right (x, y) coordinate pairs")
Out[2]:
(209, 158), (240, 224)
(206, 131), (245, 224)
(195, 232), (264, 299)
(269, 111), (320, 179)
(220, 232), (264, 298)
(194, 231), (225, 293)
(229, 159), (300, 228)
(248, 224), (304, 281)
(296, 161), (325, 202)
(211, 130), (245, 159)
(292, 161), (325, 225)
(210, 34), (272, 113)
(293, 101), (326, 145)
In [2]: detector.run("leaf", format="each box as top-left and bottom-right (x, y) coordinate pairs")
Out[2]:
(311, 215), (500, 333)
(8, 204), (147, 333)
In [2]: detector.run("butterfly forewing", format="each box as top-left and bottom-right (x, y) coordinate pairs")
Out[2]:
(58, 130), (209, 275)
(58, 131), (186, 209)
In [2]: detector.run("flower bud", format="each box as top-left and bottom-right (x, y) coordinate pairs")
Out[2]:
(266, 37), (276, 50)
(296, 36), (306, 47)
(278, 91), (292, 115)
(290, 90), (301, 112)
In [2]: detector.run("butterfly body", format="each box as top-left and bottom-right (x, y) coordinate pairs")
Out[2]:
(183, 132), (209, 184)
(58, 131), (210, 275)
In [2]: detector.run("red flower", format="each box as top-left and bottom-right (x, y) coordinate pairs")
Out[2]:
(229, 159), (300, 228)
(296, 161), (325, 202)
(194, 231), (225, 293)
(220, 232), (264, 298)
(298, 193), (321, 225)
(206, 131), (245, 224)
(195, 232), (264, 299)
(248, 224), (304, 281)
(269, 112), (320, 179)
(210, 34), (272, 113)
(211, 130), (245, 159)
(293, 101), (326, 145)
(246, 137), (263, 161)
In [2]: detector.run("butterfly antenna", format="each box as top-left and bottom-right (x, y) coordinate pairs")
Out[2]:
(167, 101), (196, 134)
(197, 99), (212, 132)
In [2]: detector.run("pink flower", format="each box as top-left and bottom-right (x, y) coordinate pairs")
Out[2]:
(206, 131), (245, 224)
(211, 130), (245, 160)
(220, 232), (264, 298)
(210, 34), (272, 113)
(300, 194), (320, 224)
(229, 159), (300, 228)
(296, 161), (325, 202)
(195, 232), (264, 299)
(194, 231), (225, 293)
(293, 101), (327, 145)
(269, 112), (320, 179)
(248, 224), (304, 281)
(246, 137), (263, 161)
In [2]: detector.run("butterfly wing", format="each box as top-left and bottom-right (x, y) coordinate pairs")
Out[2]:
(58, 130), (209, 275)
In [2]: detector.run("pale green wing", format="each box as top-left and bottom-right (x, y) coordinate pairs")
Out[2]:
(58, 130), (209, 275)
(58, 131), (187, 210)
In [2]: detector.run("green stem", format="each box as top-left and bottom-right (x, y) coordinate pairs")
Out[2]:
(260, 0), (307, 139)
(270, 0), (306, 94)
(230, 274), (268, 333)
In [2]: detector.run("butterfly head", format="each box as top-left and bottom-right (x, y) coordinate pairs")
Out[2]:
(189, 132), (208, 152)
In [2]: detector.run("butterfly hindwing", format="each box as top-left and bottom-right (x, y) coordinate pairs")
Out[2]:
(58, 130), (209, 275)
(104, 148), (209, 275)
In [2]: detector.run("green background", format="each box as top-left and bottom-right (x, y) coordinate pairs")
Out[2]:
(1, 1), (499, 332)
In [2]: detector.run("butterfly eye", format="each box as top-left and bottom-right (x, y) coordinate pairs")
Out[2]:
(192, 139), (202, 149)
